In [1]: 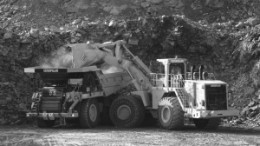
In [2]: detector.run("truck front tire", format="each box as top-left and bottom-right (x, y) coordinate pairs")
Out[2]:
(158, 97), (184, 130)
(79, 99), (100, 128)
(109, 95), (145, 128)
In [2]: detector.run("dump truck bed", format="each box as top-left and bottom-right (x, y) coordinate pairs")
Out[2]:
(24, 66), (133, 97)
(24, 66), (100, 73)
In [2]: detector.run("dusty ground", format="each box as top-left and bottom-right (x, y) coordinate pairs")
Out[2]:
(0, 125), (259, 146)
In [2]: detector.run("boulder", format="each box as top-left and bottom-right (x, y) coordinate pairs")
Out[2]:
(3, 32), (13, 39)
(29, 28), (39, 38)
(168, 0), (184, 9)
(72, 19), (82, 25)
(110, 7), (121, 15)
(141, 2), (150, 8)
(147, 0), (163, 4)
(246, 17), (260, 26)
(205, 0), (225, 8)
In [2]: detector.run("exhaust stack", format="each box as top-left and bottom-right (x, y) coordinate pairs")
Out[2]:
(191, 65), (195, 80)
(199, 65), (204, 80)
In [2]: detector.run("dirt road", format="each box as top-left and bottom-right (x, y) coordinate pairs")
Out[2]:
(0, 125), (259, 146)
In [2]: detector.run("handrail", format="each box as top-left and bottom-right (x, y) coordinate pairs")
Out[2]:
(150, 73), (184, 88)
(186, 72), (216, 80)
(150, 72), (216, 88)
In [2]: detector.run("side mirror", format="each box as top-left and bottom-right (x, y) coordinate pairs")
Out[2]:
(202, 72), (209, 80)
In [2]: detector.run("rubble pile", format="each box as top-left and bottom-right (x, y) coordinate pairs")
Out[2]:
(228, 99), (260, 127)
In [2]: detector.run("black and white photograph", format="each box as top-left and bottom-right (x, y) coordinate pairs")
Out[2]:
(0, 0), (259, 145)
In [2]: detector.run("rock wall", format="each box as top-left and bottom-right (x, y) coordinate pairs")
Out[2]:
(1, 0), (260, 31)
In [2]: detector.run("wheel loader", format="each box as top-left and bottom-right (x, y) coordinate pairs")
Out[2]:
(25, 40), (239, 129)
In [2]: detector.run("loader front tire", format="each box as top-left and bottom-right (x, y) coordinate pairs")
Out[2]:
(79, 99), (100, 128)
(109, 95), (145, 128)
(158, 97), (184, 130)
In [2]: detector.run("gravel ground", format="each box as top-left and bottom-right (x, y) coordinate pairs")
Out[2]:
(0, 125), (259, 146)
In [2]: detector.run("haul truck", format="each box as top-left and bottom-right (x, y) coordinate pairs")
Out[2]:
(25, 40), (239, 129)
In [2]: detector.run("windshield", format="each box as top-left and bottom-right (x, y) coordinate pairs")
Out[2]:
(169, 63), (185, 75)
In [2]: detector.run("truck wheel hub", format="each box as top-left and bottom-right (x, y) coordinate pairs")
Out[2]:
(117, 105), (131, 120)
(89, 104), (97, 122)
(161, 106), (171, 123)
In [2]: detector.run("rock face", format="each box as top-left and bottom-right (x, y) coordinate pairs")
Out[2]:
(0, 0), (259, 127)
(0, 0), (259, 31)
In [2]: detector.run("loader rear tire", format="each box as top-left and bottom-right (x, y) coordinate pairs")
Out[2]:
(37, 118), (55, 128)
(158, 97), (184, 130)
(193, 118), (221, 130)
(79, 99), (100, 128)
(109, 95), (145, 128)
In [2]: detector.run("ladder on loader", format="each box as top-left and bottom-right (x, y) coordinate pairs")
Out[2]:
(175, 88), (190, 109)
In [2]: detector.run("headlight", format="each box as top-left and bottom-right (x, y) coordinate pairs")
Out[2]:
(202, 100), (205, 106)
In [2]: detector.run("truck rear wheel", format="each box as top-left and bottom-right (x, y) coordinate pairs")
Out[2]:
(109, 95), (145, 128)
(37, 118), (55, 128)
(79, 99), (100, 128)
(158, 97), (184, 130)
(193, 118), (221, 130)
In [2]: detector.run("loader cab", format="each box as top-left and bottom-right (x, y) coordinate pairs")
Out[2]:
(156, 58), (187, 88)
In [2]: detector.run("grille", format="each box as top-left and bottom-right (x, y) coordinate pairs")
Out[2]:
(40, 87), (64, 112)
(40, 101), (61, 112)
(205, 85), (227, 110)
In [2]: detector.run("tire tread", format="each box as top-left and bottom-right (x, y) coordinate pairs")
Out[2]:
(110, 95), (145, 128)
(158, 97), (184, 130)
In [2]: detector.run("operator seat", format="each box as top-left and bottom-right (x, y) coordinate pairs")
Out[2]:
(169, 65), (184, 88)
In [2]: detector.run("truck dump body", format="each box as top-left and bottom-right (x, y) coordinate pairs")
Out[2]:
(24, 66), (132, 97)
(97, 72), (132, 96)
(24, 66), (100, 73)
